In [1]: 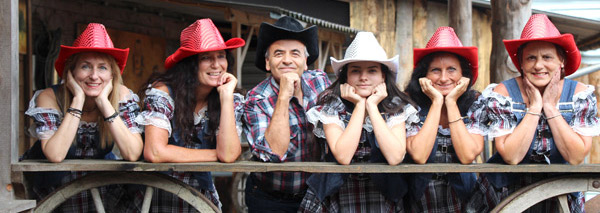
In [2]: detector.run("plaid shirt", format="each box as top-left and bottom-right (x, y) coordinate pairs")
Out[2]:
(243, 70), (330, 194)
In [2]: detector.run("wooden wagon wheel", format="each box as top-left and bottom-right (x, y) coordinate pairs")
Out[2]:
(230, 172), (249, 213)
(230, 149), (251, 213)
(34, 171), (220, 213)
(492, 174), (600, 213)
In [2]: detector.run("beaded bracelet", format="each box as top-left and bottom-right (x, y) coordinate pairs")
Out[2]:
(104, 111), (119, 123)
(66, 107), (83, 115)
(67, 111), (81, 119)
(546, 114), (561, 120)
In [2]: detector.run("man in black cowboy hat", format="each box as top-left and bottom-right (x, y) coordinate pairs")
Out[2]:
(242, 16), (331, 212)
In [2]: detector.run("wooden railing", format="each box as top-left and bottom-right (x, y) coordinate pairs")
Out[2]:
(12, 159), (600, 173)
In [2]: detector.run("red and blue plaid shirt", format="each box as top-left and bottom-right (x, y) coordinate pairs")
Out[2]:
(243, 70), (331, 194)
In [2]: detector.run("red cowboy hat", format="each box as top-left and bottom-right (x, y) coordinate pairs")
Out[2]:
(413, 27), (479, 84)
(504, 14), (581, 76)
(165, 19), (246, 70)
(54, 23), (129, 78)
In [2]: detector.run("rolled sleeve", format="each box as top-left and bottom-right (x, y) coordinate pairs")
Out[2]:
(243, 98), (286, 162)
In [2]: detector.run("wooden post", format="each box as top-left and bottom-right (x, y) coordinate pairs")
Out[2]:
(232, 21), (241, 87)
(0, 0), (19, 200)
(489, 0), (531, 83)
(395, 0), (413, 87)
(448, 0), (472, 46)
(23, 0), (33, 153)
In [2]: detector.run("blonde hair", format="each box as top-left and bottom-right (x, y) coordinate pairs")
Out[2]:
(60, 52), (123, 149)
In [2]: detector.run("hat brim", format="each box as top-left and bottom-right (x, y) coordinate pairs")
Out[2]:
(164, 38), (245, 70)
(255, 23), (319, 72)
(504, 33), (580, 76)
(331, 55), (399, 77)
(54, 45), (129, 78)
(413, 47), (479, 84)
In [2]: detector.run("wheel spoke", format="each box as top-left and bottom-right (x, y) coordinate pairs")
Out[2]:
(557, 195), (569, 213)
(90, 187), (106, 213)
(141, 186), (154, 213)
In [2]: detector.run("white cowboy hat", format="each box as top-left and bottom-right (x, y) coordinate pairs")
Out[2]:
(330, 31), (399, 76)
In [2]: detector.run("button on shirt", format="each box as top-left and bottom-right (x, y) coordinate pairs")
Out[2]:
(243, 70), (331, 194)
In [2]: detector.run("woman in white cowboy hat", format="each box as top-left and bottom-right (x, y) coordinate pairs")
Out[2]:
(23, 23), (143, 211)
(466, 14), (600, 212)
(403, 26), (484, 212)
(298, 31), (419, 212)
(136, 18), (245, 210)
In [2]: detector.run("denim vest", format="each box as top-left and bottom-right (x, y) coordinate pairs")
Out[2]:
(404, 108), (477, 201)
(165, 86), (215, 191)
(485, 78), (576, 189)
(306, 119), (408, 203)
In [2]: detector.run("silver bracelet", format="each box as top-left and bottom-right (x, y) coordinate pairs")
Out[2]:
(449, 116), (467, 124)
(526, 111), (542, 117)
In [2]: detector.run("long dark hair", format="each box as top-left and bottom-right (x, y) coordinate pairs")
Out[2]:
(142, 50), (235, 144)
(405, 52), (479, 115)
(318, 63), (415, 115)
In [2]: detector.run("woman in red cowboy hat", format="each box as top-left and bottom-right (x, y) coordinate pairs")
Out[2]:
(299, 31), (418, 212)
(136, 18), (245, 210)
(23, 23), (143, 211)
(466, 14), (599, 212)
(403, 26), (484, 212)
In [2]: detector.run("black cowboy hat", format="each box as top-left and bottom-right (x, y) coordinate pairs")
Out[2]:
(255, 16), (319, 72)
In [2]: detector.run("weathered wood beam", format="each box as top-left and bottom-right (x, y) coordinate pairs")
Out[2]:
(395, 0), (413, 87)
(226, 8), (272, 26)
(448, 0), (473, 46)
(232, 21), (242, 87)
(448, 0), (472, 46)
(489, 0), (531, 83)
(318, 29), (346, 43)
(0, 0), (19, 201)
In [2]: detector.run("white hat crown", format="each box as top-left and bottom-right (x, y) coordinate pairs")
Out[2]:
(344, 32), (389, 61)
(331, 32), (399, 76)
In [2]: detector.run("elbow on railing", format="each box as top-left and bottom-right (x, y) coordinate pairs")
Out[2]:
(46, 155), (66, 163)
(410, 153), (427, 164)
(567, 157), (585, 165)
(336, 156), (352, 165)
(504, 158), (520, 165)
(386, 155), (405, 166)
(458, 152), (479, 165)
(218, 153), (239, 163)
(143, 149), (163, 163)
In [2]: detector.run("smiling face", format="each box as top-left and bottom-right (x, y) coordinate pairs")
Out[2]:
(345, 61), (385, 98)
(265, 39), (308, 83)
(425, 53), (463, 96)
(196, 50), (228, 88)
(70, 52), (116, 97)
(520, 41), (564, 88)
